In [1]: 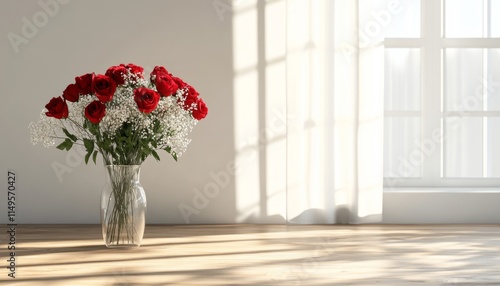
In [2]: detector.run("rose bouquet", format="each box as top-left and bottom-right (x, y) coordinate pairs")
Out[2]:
(30, 63), (207, 165)
(29, 63), (207, 247)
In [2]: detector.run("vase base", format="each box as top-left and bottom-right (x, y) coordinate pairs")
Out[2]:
(105, 243), (141, 248)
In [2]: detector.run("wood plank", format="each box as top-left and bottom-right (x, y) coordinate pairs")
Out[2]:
(1, 224), (500, 285)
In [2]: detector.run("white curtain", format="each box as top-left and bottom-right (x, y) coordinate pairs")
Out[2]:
(286, 0), (384, 224)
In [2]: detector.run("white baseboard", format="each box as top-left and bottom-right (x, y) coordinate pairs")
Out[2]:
(383, 189), (500, 224)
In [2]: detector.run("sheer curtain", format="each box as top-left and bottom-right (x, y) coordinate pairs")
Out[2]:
(286, 0), (384, 224)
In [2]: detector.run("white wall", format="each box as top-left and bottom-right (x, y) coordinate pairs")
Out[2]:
(5, 0), (495, 226)
(0, 0), (286, 224)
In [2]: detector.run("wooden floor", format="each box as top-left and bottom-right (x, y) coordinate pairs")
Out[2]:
(2, 224), (500, 285)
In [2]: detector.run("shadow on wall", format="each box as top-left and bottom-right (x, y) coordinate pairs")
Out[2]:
(222, 0), (287, 224)
(143, 0), (288, 224)
(289, 207), (383, 225)
(289, 208), (350, 225)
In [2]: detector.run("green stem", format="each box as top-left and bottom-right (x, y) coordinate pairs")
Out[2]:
(104, 166), (139, 245)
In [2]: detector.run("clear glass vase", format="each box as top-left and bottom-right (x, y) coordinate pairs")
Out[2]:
(100, 165), (147, 248)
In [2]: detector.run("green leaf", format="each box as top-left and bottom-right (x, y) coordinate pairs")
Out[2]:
(92, 151), (98, 164)
(163, 146), (177, 161)
(56, 141), (68, 150)
(151, 150), (160, 161)
(84, 152), (91, 164)
(87, 121), (99, 135)
(64, 139), (73, 150)
(83, 139), (94, 153)
(56, 139), (74, 151)
(154, 122), (161, 133)
(62, 128), (78, 142)
(111, 152), (119, 162)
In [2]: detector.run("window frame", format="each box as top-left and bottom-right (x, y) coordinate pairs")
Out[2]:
(383, 0), (500, 188)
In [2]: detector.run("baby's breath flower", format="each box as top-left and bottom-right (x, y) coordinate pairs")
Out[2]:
(29, 111), (62, 147)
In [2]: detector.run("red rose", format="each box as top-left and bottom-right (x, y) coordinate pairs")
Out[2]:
(62, 83), (80, 102)
(172, 76), (187, 89)
(134, 87), (160, 114)
(92, 74), (116, 103)
(105, 65), (128, 85)
(183, 96), (197, 109)
(186, 85), (199, 98)
(178, 85), (199, 109)
(155, 73), (178, 97)
(192, 98), (208, 120)
(75, 73), (94, 95)
(123, 63), (144, 78)
(180, 85), (199, 107)
(45, 97), (68, 119)
(84, 100), (106, 124)
(150, 66), (169, 79)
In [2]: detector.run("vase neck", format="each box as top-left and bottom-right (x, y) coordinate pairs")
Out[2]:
(105, 165), (141, 182)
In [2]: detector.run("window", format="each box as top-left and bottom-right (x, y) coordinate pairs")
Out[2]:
(383, 0), (500, 188)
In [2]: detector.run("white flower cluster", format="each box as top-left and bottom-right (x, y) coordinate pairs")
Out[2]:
(154, 89), (198, 157)
(29, 111), (62, 147)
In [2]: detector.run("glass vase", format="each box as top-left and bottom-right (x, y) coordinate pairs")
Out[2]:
(100, 165), (147, 248)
